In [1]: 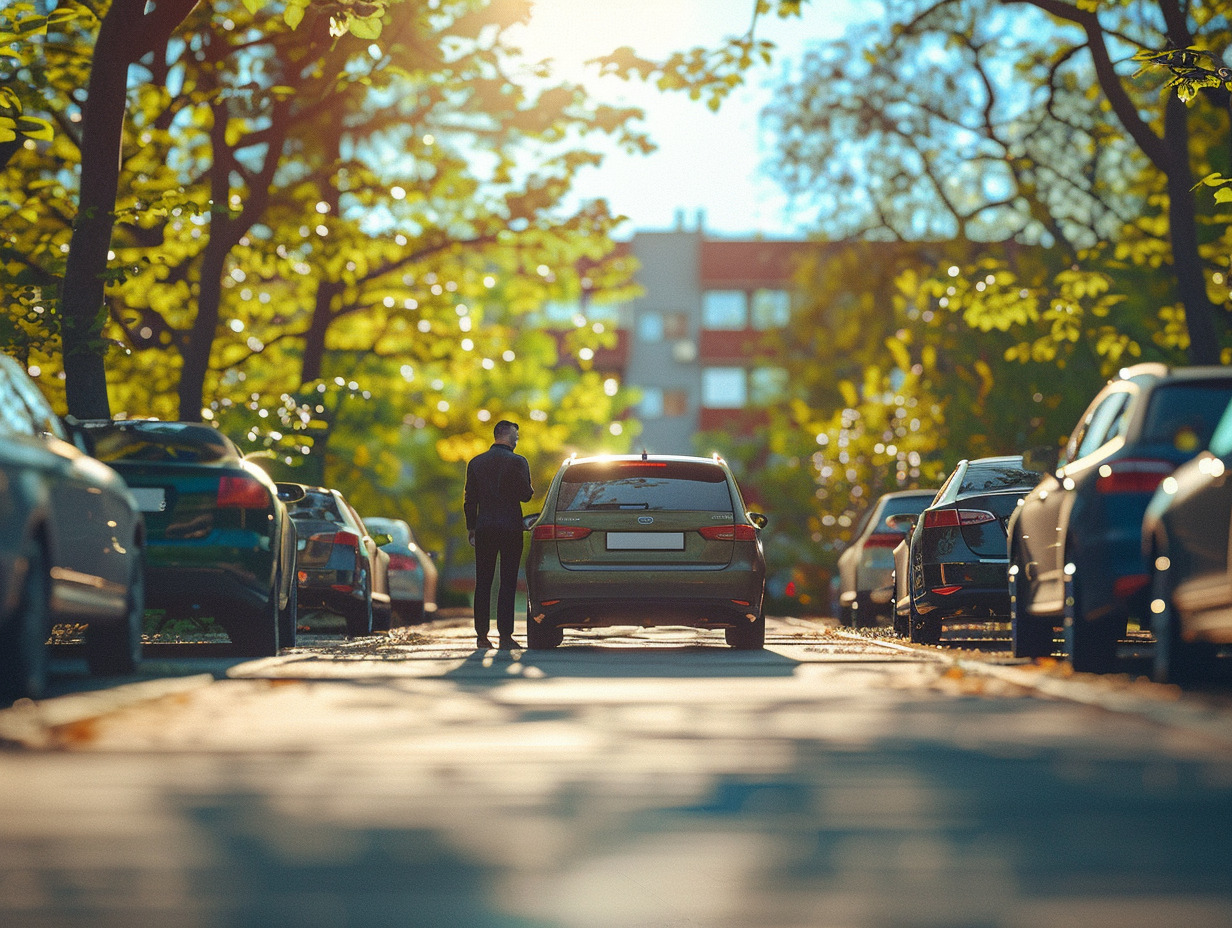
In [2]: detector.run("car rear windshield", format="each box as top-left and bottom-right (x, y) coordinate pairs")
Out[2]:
(287, 491), (343, 522)
(958, 461), (1042, 495)
(1140, 380), (1232, 447)
(88, 423), (236, 463)
(556, 461), (735, 512)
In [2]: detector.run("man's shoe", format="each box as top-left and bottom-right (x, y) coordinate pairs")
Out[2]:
(498, 637), (520, 650)
(476, 636), (493, 649)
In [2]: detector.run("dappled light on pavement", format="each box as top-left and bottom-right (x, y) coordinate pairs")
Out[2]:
(1, 618), (1230, 927)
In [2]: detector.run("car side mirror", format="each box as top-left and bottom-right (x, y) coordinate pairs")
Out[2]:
(523, 513), (540, 532)
(747, 511), (768, 530)
(884, 513), (917, 532)
(370, 532), (394, 547)
(275, 482), (306, 503)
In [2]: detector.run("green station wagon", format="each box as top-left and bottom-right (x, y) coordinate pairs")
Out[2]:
(524, 454), (768, 649)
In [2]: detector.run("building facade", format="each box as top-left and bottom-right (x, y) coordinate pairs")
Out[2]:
(617, 228), (814, 453)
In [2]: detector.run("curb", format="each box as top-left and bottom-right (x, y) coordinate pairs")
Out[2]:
(0, 673), (217, 749)
(830, 629), (1232, 748)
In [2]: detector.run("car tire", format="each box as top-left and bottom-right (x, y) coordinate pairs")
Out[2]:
(1010, 559), (1053, 659)
(344, 573), (373, 639)
(231, 592), (280, 658)
(907, 598), (941, 645)
(1063, 556), (1119, 674)
(372, 598), (392, 633)
(1150, 563), (1216, 685)
(86, 547), (144, 676)
(839, 603), (854, 628)
(278, 566), (298, 650)
(526, 619), (563, 649)
(0, 536), (50, 701)
(397, 600), (426, 626)
(726, 614), (766, 650)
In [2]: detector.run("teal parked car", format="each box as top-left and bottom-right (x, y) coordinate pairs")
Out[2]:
(81, 420), (302, 656)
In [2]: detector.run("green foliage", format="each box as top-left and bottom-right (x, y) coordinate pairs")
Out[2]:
(2, 0), (645, 589)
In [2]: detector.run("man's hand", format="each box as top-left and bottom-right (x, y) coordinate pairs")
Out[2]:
(468, 529), (476, 547)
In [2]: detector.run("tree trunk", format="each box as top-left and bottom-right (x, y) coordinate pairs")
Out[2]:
(1163, 96), (1221, 365)
(59, 0), (200, 419)
(300, 280), (344, 385)
(59, 1), (137, 420)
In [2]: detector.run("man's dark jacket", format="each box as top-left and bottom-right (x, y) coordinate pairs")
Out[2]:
(464, 443), (534, 533)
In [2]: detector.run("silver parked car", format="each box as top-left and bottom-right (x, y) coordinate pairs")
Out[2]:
(836, 489), (935, 627)
(362, 517), (438, 625)
(0, 355), (146, 700)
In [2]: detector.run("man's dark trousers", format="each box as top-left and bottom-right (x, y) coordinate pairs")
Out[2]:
(474, 529), (523, 640)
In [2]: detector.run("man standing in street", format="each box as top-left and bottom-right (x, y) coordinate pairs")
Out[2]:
(464, 419), (534, 649)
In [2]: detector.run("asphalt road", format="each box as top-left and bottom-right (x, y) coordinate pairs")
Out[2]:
(3, 616), (1232, 928)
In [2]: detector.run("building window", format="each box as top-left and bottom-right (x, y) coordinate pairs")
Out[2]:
(639, 387), (664, 418)
(750, 367), (789, 403)
(751, 289), (791, 330)
(702, 367), (747, 408)
(702, 291), (748, 330)
(638, 388), (689, 419)
(664, 390), (689, 417)
(637, 311), (664, 343)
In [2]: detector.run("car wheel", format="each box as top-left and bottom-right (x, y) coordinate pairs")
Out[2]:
(0, 536), (50, 701)
(1063, 556), (1119, 674)
(1150, 562), (1216, 685)
(372, 597), (392, 633)
(526, 619), (563, 649)
(907, 598), (941, 645)
(230, 591), (280, 658)
(278, 566), (298, 650)
(344, 573), (373, 639)
(1010, 558), (1053, 659)
(398, 600), (426, 625)
(726, 613), (766, 650)
(86, 548), (144, 676)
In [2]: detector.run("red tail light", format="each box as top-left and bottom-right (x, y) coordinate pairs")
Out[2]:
(922, 509), (997, 528)
(310, 530), (361, 549)
(863, 533), (902, 548)
(386, 553), (421, 572)
(930, 586), (963, 596)
(532, 525), (593, 541)
(217, 475), (270, 508)
(1094, 459), (1173, 495)
(699, 524), (758, 541)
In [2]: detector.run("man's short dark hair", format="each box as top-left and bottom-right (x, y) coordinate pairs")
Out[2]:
(493, 419), (519, 440)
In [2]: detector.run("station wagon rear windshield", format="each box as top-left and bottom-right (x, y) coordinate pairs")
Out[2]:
(556, 461), (735, 512)
(1140, 380), (1232, 447)
(958, 461), (1041, 495)
(88, 422), (236, 463)
(287, 492), (343, 522)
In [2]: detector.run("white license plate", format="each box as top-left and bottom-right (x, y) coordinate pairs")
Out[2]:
(606, 532), (685, 550)
(130, 487), (167, 512)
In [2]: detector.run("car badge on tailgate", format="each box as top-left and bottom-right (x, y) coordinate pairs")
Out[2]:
(638, 516), (654, 524)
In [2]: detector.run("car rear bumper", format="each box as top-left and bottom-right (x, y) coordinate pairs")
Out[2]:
(914, 585), (1010, 619)
(528, 594), (762, 629)
(297, 567), (367, 615)
(144, 563), (275, 617)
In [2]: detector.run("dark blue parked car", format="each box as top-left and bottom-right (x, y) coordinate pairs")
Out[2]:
(1008, 364), (1232, 672)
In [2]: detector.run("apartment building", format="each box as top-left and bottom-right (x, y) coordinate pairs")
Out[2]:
(612, 226), (814, 453)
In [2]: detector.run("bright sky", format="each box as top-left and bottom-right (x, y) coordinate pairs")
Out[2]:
(511, 0), (880, 239)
